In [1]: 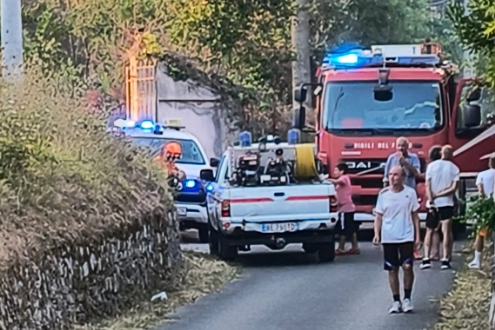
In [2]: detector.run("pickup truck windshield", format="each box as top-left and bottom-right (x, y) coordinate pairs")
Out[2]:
(131, 137), (206, 165)
(322, 80), (443, 134)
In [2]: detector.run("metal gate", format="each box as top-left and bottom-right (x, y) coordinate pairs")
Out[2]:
(125, 56), (157, 122)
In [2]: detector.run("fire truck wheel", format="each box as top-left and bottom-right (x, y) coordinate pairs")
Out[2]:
(218, 233), (238, 261)
(317, 243), (335, 263)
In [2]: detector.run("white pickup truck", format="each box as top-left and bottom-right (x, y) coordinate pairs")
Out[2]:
(200, 141), (339, 262)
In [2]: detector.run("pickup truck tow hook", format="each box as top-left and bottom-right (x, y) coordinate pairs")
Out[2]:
(275, 238), (286, 248)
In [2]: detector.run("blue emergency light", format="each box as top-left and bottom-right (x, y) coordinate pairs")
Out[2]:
(239, 131), (252, 147)
(206, 183), (214, 192)
(322, 44), (441, 69)
(140, 120), (155, 130)
(185, 179), (196, 188)
(287, 128), (301, 145)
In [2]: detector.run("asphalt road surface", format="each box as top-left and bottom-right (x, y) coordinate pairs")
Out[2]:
(159, 232), (462, 330)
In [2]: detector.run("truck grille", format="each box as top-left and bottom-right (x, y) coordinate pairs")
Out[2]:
(341, 158), (388, 175)
(175, 191), (207, 204)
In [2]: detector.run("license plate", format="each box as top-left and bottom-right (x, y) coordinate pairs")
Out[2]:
(261, 222), (298, 233)
(176, 207), (187, 216)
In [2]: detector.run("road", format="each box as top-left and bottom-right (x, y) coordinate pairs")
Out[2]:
(159, 233), (462, 330)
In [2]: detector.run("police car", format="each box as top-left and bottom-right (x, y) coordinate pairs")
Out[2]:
(113, 118), (216, 242)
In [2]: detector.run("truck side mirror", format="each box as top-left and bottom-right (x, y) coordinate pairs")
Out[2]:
(210, 157), (220, 167)
(292, 106), (306, 130)
(200, 169), (215, 182)
(294, 84), (308, 103)
(466, 88), (481, 103)
(463, 104), (481, 127)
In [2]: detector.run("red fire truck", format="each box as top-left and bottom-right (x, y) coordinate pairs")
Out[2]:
(293, 41), (495, 234)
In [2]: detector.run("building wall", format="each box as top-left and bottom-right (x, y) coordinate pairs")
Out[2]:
(155, 62), (234, 160)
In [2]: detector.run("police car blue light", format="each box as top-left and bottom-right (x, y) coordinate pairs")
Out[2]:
(185, 179), (196, 188)
(113, 119), (136, 128)
(140, 120), (155, 130)
(206, 183), (214, 192)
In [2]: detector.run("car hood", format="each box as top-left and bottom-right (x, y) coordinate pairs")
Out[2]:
(177, 163), (211, 178)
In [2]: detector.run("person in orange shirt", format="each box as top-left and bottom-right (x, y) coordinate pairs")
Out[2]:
(154, 142), (186, 180)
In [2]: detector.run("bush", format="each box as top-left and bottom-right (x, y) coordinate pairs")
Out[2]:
(0, 68), (181, 329)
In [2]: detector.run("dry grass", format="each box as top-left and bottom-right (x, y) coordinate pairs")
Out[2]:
(0, 68), (172, 272)
(434, 243), (492, 330)
(74, 251), (240, 330)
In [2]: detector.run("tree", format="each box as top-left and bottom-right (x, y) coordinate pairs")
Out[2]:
(448, 0), (495, 86)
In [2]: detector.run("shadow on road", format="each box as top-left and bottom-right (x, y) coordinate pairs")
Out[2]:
(235, 249), (319, 267)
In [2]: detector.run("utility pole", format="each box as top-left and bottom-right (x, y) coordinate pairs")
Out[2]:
(291, 0), (312, 108)
(1, 0), (24, 82)
(462, 0), (474, 78)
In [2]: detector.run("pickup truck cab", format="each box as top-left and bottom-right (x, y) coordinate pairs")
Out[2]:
(113, 118), (215, 242)
(200, 138), (338, 262)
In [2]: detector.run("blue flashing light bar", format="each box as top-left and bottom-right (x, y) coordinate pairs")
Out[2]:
(140, 120), (155, 130)
(322, 46), (441, 70)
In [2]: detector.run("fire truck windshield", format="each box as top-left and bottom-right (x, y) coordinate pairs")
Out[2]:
(322, 80), (443, 135)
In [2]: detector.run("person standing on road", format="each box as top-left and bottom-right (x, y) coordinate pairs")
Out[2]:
(373, 165), (421, 314)
(383, 137), (422, 260)
(327, 163), (359, 255)
(468, 155), (495, 269)
(383, 137), (421, 189)
(422, 145), (459, 270)
(420, 145), (443, 269)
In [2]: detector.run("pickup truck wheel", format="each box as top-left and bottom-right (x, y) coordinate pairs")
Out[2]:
(218, 233), (238, 261)
(317, 243), (335, 263)
(208, 222), (219, 256)
(198, 226), (209, 243)
(302, 243), (318, 254)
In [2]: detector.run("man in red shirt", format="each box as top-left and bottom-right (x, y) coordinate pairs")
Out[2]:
(327, 162), (359, 255)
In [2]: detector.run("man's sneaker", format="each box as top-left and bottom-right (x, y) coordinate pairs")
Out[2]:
(402, 298), (414, 313)
(441, 259), (451, 270)
(388, 301), (402, 314)
(420, 258), (431, 269)
(468, 260), (481, 269)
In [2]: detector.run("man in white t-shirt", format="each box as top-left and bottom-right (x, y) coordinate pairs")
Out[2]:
(422, 145), (460, 270)
(373, 165), (421, 314)
(468, 155), (495, 269)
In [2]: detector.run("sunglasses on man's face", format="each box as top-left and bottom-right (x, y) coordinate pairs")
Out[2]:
(167, 153), (182, 160)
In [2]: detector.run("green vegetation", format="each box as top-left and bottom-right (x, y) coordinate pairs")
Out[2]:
(449, 0), (495, 86)
(0, 67), (172, 267)
(13, 0), (455, 121)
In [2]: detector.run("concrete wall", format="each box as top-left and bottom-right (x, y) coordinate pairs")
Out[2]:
(155, 62), (234, 160)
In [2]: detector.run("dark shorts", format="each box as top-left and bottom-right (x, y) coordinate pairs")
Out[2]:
(336, 212), (357, 239)
(382, 242), (414, 270)
(438, 206), (454, 221)
(426, 206), (455, 229)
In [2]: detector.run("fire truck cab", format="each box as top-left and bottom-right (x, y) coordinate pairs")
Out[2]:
(292, 42), (495, 233)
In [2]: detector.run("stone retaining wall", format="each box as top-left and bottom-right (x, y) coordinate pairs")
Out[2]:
(0, 211), (182, 330)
